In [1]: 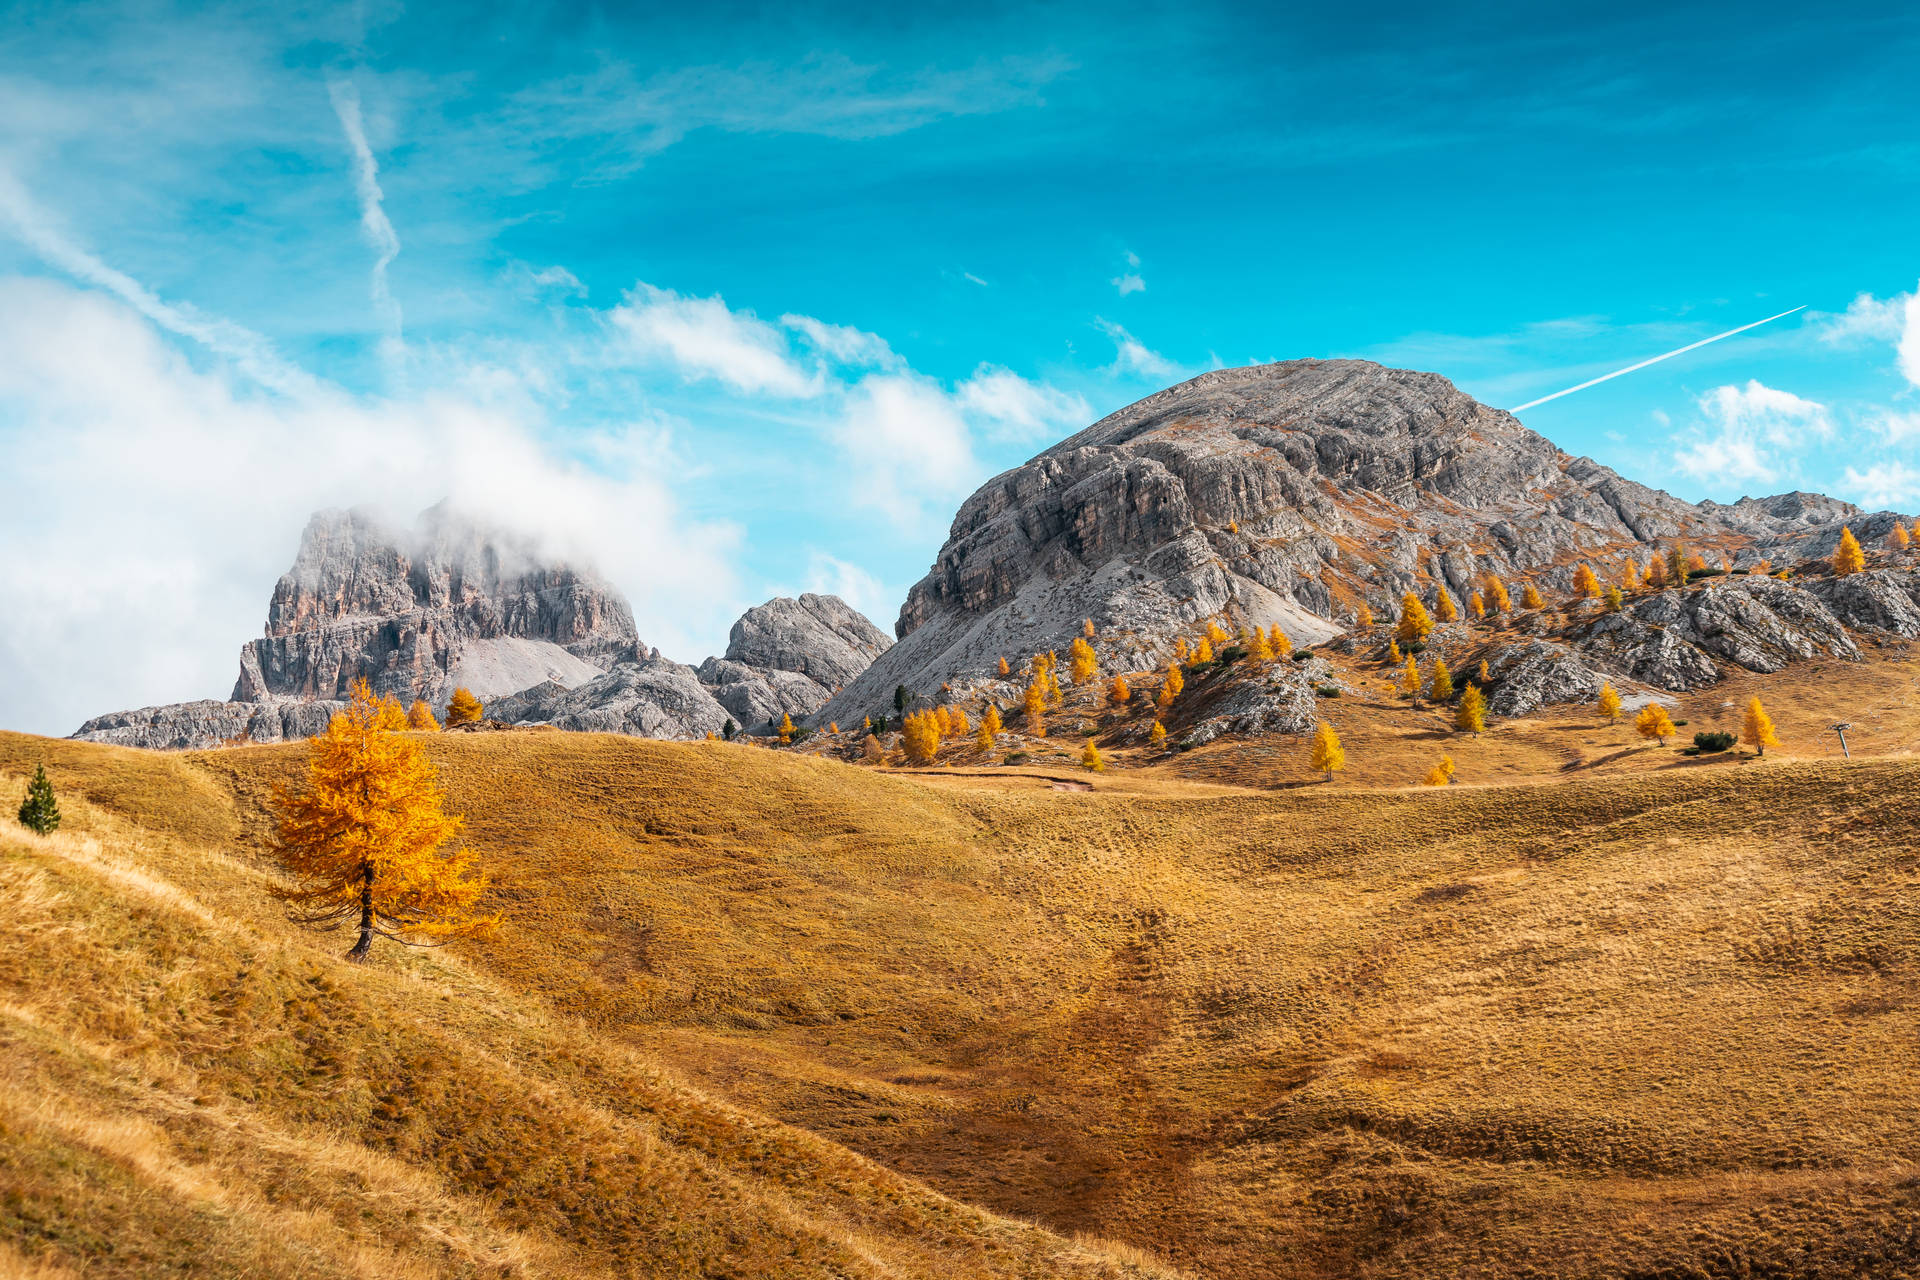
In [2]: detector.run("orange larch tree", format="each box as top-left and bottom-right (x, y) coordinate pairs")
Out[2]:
(270, 680), (490, 962)
(1833, 527), (1866, 576)
(446, 687), (483, 725)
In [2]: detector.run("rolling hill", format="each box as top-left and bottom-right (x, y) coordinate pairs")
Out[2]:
(5, 725), (1918, 1278)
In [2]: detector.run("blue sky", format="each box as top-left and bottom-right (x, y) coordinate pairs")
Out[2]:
(3, 0), (1919, 734)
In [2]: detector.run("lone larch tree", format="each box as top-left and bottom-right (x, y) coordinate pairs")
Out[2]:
(1742, 696), (1781, 756)
(1635, 702), (1676, 747)
(1309, 721), (1345, 782)
(271, 680), (491, 962)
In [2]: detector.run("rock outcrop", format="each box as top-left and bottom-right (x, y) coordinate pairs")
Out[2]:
(817, 359), (1906, 729)
(72, 509), (892, 749)
(1573, 577), (1858, 691)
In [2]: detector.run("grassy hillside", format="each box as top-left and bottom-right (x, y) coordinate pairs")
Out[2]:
(0, 734), (1175, 1280)
(5, 729), (1920, 1277)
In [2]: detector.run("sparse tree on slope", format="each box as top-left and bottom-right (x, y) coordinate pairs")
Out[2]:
(1890, 524), (1911, 551)
(1083, 617), (1096, 638)
(1081, 740), (1105, 772)
(862, 734), (886, 765)
(1597, 682), (1622, 723)
(1468, 591), (1486, 620)
(1483, 576), (1511, 615)
(1024, 680), (1048, 736)
(1454, 683), (1486, 736)
(997, 656), (1011, 677)
(1667, 543), (1691, 587)
(779, 713), (796, 744)
(1396, 592), (1435, 645)
(974, 721), (995, 753)
(1206, 619), (1231, 645)
(1429, 656), (1454, 701)
(1110, 675), (1132, 704)
(1833, 527), (1866, 576)
(446, 687), (483, 725)
(1195, 637), (1215, 664)
(1476, 659), (1491, 687)
(1270, 624), (1291, 653)
(1069, 637), (1099, 684)
(1606, 586), (1625, 612)
(1149, 719), (1167, 748)
(1645, 555), (1668, 589)
(1158, 662), (1184, 709)
(902, 711), (941, 764)
(1635, 702), (1675, 747)
(982, 704), (1004, 735)
(407, 700), (440, 731)
(1572, 563), (1601, 598)
(1742, 696), (1781, 756)
(1400, 654), (1422, 700)
(270, 681), (490, 962)
(1356, 602), (1374, 627)
(1387, 640), (1402, 664)
(1436, 591), (1459, 623)
(1310, 721), (1345, 782)
(1422, 754), (1455, 787)
(1251, 628), (1276, 661)
(17, 764), (59, 835)
(1521, 582), (1546, 610)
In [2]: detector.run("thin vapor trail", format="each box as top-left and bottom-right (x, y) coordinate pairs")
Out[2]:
(1510, 305), (1806, 413)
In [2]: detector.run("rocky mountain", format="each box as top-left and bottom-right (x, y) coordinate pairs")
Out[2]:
(816, 359), (1912, 728)
(72, 509), (889, 749)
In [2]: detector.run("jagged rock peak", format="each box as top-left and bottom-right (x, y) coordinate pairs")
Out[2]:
(724, 593), (893, 691)
(235, 503), (642, 703)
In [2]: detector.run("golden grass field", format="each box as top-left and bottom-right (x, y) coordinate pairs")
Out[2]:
(4, 633), (1920, 1278)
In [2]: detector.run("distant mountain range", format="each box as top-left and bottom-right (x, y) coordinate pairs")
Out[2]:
(74, 359), (1920, 749)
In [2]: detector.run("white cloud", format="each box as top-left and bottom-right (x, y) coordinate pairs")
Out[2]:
(603, 284), (1084, 525)
(1111, 272), (1145, 296)
(1812, 281), (1920, 389)
(962, 272), (989, 287)
(0, 167), (321, 398)
(1124, 250), (1140, 268)
(781, 313), (902, 370)
(802, 551), (892, 625)
(1842, 461), (1920, 509)
(831, 372), (979, 526)
(956, 363), (1090, 442)
(327, 78), (403, 357)
(1672, 379), (1831, 486)
(0, 275), (742, 736)
(1096, 317), (1179, 379)
(606, 282), (820, 398)
(1875, 411), (1920, 445)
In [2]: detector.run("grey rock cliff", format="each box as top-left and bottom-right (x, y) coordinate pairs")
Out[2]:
(233, 503), (641, 703)
(817, 359), (1905, 729)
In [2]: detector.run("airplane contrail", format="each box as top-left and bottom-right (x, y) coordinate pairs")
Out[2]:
(1509, 304), (1806, 413)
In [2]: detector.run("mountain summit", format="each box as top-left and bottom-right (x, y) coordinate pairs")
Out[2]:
(817, 358), (1906, 726)
(73, 507), (889, 748)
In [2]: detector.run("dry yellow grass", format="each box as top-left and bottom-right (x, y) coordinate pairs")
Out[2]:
(5, 714), (1920, 1277)
(0, 734), (1180, 1280)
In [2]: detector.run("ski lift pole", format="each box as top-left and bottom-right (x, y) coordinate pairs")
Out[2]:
(1830, 722), (1852, 760)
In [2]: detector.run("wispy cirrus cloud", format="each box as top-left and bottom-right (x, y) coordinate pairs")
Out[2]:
(1096, 317), (1180, 378)
(327, 77), (403, 359)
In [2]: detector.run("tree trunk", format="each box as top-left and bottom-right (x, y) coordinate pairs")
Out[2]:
(345, 863), (374, 963)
